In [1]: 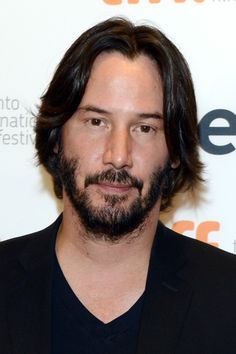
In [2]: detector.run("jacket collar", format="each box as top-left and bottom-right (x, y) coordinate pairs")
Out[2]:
(136, 222), (193, 354)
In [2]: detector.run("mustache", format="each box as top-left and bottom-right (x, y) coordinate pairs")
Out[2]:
(84, 169), (143, 193)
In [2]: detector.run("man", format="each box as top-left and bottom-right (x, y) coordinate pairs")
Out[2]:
(1, 17), (236, 354)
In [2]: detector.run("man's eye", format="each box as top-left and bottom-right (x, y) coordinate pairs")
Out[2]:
(139, 125), (155, 133)
(90, 118), (102, 126)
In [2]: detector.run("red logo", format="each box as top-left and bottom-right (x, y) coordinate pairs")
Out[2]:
(172, 221), (220, 248)
(103, 0), (205, 5)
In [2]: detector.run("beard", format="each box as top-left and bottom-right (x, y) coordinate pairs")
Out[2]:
(58, 152), (171, 241)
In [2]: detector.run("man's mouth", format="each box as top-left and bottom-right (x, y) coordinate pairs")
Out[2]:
(96, 182), (133, 194)
(84, 169), (143, 195)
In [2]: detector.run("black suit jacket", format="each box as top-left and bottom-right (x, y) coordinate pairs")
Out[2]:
(1, 216), (236, 354)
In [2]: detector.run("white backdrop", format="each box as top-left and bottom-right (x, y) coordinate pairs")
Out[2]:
(0, 0), (235, 253)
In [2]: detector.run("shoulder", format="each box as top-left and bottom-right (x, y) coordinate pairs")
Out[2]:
(160, 223), (236, 285)
(0, 231), (41, 256)
(162, 222), (236, 264)
(0, 215), (62, 267)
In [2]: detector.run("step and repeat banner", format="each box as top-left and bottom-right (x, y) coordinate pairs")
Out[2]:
(0, 0), (235, 253)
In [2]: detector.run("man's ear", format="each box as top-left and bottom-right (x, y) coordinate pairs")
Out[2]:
(171, 160), (180, 169)
(53, 144), (59, 153)
(52, 127), (62, 154)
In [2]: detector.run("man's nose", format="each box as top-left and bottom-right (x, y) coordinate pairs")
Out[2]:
(103, 128), (133, 169)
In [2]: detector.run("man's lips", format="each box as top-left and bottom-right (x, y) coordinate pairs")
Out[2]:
(96, 182), (133, 193)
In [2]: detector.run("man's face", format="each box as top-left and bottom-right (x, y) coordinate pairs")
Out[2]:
(59, 52), (170, 240)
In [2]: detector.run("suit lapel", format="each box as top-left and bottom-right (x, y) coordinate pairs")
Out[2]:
(6, 217), (62, 354)
(137, 223), (193, 354)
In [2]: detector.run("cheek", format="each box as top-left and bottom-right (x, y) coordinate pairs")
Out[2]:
(134, 143), (169, 190)
(134, 141), (169, 171)
(79, 137), (105, 165)
(62, 125), (104, 162)
(71, 140), (106, 181)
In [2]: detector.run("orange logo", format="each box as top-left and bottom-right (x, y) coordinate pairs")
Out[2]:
(172, 221), (220, 248)
(103, 0), (205, 4)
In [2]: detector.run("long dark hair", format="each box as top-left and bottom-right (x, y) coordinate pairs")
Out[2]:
(35, 17), (203, 210)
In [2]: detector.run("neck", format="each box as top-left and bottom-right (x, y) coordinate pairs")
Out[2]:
(55, 198), (161, 323)
(56, 198), (160, 270)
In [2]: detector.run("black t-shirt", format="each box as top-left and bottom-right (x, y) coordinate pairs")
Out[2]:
(52, 254), (144, 354)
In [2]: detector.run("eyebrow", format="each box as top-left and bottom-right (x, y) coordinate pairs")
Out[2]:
(78, 105), (163, 120)
(78, 105), (110, 115)
(138, 112), (163, 120)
